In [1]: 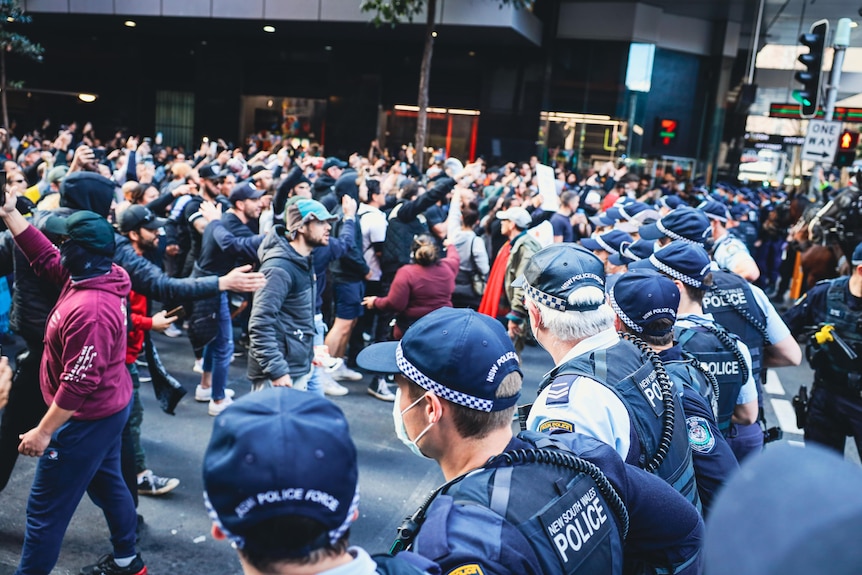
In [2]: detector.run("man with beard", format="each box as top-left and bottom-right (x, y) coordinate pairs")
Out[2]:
(248, 199), (338, 391)
(117, 206), (181, 497)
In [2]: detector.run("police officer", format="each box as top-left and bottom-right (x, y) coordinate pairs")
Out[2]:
(782, 242), (862, 459)
(700, 200), (760, 282)
(640, 206), (801, 462)
(357, 307), (703, 575)
(609, 270), (739, 515)
(518, 244), (699, 507)
(631, 242), (759, 439)
(202, 388), (437, 575)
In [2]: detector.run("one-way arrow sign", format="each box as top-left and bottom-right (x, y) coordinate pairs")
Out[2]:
(801, 120), (841, 164)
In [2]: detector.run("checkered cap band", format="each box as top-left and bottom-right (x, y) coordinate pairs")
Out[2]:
(621, 244), (642, 262)
(608, 288), (643, 333)
(396, 343), (494, 412)
(648, 254), (703, 288)
(595, 234), (616, 254)
(525, 284), (568, 312)
(656, 219), (700, 245)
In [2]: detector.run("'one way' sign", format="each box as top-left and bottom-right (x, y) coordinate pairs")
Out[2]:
(801, 120), (842, 164)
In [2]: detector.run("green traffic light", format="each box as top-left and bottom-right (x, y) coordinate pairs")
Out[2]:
(792, 91), (812, 107)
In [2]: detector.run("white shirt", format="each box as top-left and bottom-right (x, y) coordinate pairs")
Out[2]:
(713, 232), (754, 276)
(357, 204), (388, 281)
(527, 328), (633, 460)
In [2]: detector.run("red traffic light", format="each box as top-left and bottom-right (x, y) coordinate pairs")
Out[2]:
(839, 131), (859, 151)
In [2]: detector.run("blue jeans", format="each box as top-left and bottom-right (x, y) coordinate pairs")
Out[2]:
(202, 292), (233, 401)
(306, 314), (327, 397)
(15, 401), (136, 575)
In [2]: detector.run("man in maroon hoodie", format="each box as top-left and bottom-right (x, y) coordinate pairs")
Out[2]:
(1, 191), (145, 575)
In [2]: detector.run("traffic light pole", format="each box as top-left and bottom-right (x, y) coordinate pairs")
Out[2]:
(810, 18), (851, 200)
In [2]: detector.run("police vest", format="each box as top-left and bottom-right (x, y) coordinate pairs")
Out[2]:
(675, 319), (747, 434)
(702, 270), (767, 388)
(405, 431), (627, 575)
(380, 203), (428, 276)
(538, 338), (700, 509)
(664, 358), (719, 418)
(812, 277), (862, 385)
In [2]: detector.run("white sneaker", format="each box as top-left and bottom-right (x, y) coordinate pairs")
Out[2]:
(367, 377), (396, 401)
(208, 396), (234, 416)
(323, 378), (349, 397)
(163, 324), (182, 338)
(195, 385), (236, 402)
(314, 345), (343, 370)
(193, 358), (204, 374)
(330, 363), (363, 382)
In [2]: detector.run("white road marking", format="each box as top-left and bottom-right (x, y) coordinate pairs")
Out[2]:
(788, 440), (805, 447)
(770, 398), (803, 435)
(763, 369), (785, 396)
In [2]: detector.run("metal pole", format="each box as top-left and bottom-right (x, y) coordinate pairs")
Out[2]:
(747, 0), (766, 85)
(823, 19), (851, 122)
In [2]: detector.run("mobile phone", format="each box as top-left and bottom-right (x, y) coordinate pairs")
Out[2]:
(0, 171), (6, 190)
(165, 306), (185, 319)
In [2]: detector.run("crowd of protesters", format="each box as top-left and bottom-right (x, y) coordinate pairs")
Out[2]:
(0, 118), (860, 574)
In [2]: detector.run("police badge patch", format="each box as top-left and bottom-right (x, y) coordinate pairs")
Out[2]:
(686, 416), (715, 453)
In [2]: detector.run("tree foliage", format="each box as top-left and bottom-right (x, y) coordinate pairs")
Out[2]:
(361, 0), (531, 167)
(0, 0), (44, 128)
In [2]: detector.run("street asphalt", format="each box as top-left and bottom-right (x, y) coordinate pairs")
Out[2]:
(0, 314), (855, 574)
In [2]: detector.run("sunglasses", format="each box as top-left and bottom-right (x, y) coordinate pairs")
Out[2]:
(10, 178), (25, 184)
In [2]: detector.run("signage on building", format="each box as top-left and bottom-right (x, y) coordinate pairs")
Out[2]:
(743, 132), (805, 151)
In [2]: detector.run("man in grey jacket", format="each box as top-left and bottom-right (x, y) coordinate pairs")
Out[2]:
(248, 199), (338, 390)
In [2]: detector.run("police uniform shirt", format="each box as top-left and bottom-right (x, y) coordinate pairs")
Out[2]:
(527, 328), (633, 460)
(712, 232), (753, 275)
(676, 313), (758, 406)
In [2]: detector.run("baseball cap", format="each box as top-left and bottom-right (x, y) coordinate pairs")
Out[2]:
(202, 389), (359, 553)
(638, 206), (711, 245)
(46, 165), (68, 185)
(118, 205), (167, 234)
(699, 200), (730, 223)
(658, 195), (685, 210)
(228, 181), (265, 204)
(198, 164), (222, 181)
(43, 210), (116, 256)
(356, 308), (521, 413)
(496, 207), (531, 229)
(580, 229), (633, 254)
(321, 157), (348, 171)
(511, 243), (605, 311)
(629, 240), (712, 288)
(852, 242), (862, 265)
(609, 269), (679, 336)
(705, 444), (862, 575)
(285, 198), (337, 232)
(609, 239), (654, 266)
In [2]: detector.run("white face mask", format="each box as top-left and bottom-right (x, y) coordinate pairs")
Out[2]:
(392, 387), (434, 459)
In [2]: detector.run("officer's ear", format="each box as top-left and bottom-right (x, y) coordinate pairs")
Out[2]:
(526, 297), (541, 328)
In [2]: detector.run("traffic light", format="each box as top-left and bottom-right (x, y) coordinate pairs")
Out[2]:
(655, 118), (678, 147)
(794, 20), (827, 119)
(835, 130), (859, 168)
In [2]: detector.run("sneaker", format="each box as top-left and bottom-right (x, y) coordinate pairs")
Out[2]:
(314, 345), (342, 370)
(138, 374), (152, 383)
(208, 396), (234, 416)
(330, 363), (363, 382)
(195, 386), (236, 402)
(323, 377), (349, 397)
(163, 323), (182, 338)
(367, 377), (396, 401)
(135, 358), (148, 368)
(137, 470), (179, 496)
(193, 358), (204, 374)
(80, 553), (146, 575)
